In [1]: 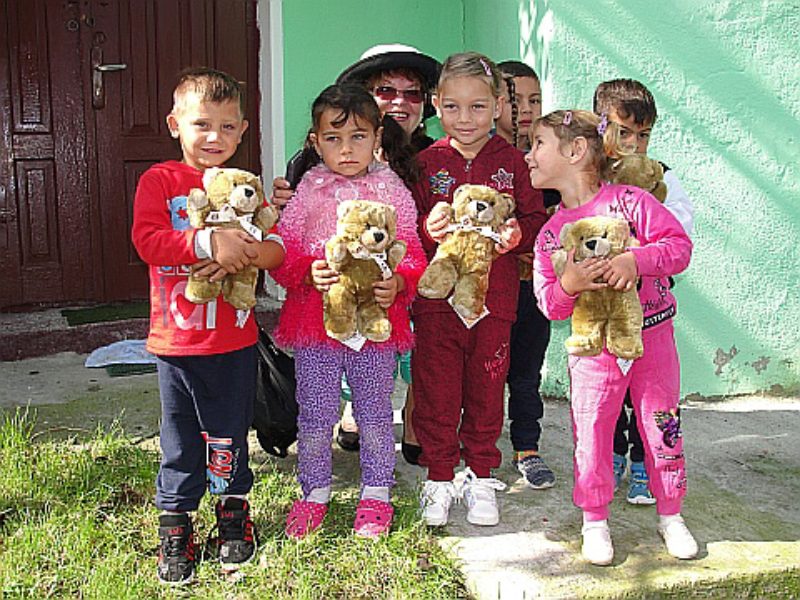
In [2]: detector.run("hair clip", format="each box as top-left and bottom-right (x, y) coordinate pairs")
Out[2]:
(562, 111), (573, 126)
(479, 58), (492, 77)
(597, 113), (608, 135)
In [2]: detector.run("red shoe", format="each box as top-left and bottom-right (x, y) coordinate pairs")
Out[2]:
(285, 500), (328, 539)
(353, 499), (394, 538)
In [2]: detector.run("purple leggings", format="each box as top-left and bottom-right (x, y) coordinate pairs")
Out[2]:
(294, 345), (396, 496)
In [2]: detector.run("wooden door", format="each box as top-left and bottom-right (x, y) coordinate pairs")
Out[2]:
(0, 0), (260, 308)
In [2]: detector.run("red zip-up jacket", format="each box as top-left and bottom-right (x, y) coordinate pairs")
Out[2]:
(410, 136), (547, 321)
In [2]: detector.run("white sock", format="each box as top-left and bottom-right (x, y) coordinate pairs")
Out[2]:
(361, 485), (390, 503)
(659, 513), (683, 527)
(306, 486), (331, 504)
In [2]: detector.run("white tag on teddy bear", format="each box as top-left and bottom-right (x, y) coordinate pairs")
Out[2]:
(617, 357), (634, 375)
(448, 296), (490, 329)
(329, 330), (367, 352)
(238, 216), (264, 241)
(235, 309), (250, 329)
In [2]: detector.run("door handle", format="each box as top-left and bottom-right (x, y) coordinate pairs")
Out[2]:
(95, 63), (127, 72)
(91, 47), (126, 109)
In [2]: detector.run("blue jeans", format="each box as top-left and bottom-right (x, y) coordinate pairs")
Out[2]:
(507, 280), (551, 452)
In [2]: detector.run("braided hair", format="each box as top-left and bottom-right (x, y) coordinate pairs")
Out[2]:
(497, 61), (539, 149)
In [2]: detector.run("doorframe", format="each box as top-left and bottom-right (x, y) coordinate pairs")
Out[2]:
(258, 0), (284, 185)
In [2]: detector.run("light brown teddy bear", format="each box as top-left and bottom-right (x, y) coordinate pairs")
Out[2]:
(185, 167), (279, 310)
(551, 216), (644, 359)
(418, 184), (515, 321)
(324, 200), (406, 343)
(607, 153), (667, 202)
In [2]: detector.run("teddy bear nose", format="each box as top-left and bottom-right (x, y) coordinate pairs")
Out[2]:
(476, 202), (487, 212)
(243, 187), (254, 197)
(373, 231), (385, 243)
(586, 240), (597, 251)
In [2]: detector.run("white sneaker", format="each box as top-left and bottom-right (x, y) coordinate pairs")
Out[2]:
(458, 468), (507, 526)
(420, 480), (457, 526)
(658, 515), (699, 559)
(581, 520), (614, 566)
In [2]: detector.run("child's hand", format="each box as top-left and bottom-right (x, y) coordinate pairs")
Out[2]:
(426, 202), (452, 243)
(559, 249), (610, 296)
(211, 229), (258, 273)
(603, 252), (638, 291)
(310, 259), (339, 292)
(191, 259), (228, 283)
(271, 176), (294, 208)
(373, 274), (405, 309)
(495, 217), (522, 254)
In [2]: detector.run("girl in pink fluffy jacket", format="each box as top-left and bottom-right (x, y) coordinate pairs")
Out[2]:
(272, 83), (426, 539)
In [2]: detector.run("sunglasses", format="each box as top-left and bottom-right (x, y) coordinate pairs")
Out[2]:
(372, 86), (425, 104)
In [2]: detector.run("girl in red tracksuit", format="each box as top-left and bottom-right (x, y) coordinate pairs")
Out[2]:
(410, 52), (547, 528)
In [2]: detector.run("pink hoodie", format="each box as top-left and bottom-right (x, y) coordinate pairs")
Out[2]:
(272, 163), (426, 351)
(534, 183), (692, 331)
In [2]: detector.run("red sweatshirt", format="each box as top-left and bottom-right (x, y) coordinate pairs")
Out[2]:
(410, 136), (547, 321)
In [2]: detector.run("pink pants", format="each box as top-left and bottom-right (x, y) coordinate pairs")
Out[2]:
(569, 322), (686, 521)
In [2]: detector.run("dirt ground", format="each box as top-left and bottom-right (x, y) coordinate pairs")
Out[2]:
(2, 352), (799, 598)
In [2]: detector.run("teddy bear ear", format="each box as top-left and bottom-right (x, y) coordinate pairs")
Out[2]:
(559, 222), (574, 245)
(501, 193), (515, 216)
(337, 200), (355, 220)
(203, 167), (221, 190)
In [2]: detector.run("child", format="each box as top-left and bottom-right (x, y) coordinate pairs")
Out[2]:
(593, 79), (695, 504)
(527, 109), (698, 565)
(131, 67), (285, 585)
(411, 52), (547, 527)
(271, 84), (426, 538)
(495, 60), (556, 490)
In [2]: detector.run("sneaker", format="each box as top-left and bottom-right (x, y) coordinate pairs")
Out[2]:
(458, 468), (507, 526)
(613, 453), (627, 491)
(420, 480), (457, 526)
(581, 520), (614, 566)
(213, 497), (258, 570)
(157, 512), (197, 585)
(658, 515), (699, 559)
(627, 462), (656, 505)
(513, 453), (555, 490)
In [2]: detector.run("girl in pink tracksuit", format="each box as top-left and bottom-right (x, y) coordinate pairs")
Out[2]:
(526, 109), (698, 565)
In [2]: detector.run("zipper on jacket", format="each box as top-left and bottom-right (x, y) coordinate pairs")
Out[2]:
(465, 159), (472, 173)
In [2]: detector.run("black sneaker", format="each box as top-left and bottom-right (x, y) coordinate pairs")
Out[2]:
(157, 512), (197, 586)
(514, 454), (556, 490)
(336, 426), (360, 452)
(213, 497), (258, 570)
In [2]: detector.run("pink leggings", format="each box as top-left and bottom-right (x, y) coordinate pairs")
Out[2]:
(569, 322), (686, 521)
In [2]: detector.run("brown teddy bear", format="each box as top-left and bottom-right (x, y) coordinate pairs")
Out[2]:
(185, 167), (279, 310)
(607, 154), (667, 202)
(324, 200), (406, 343)
(551, 216), (644, 359)
(417, 184), (515, 321)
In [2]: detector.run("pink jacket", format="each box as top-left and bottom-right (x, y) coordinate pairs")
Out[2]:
(534, 183), (692, 332)
(272, 163), (426, 351)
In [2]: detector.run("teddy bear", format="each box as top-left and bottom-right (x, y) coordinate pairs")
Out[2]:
(551, 215), (644, 359)
(324, 200), (406, 343)
(607, 153), (667, 202)
(417, 184), (515, 321)
(185, 167), (279, 310)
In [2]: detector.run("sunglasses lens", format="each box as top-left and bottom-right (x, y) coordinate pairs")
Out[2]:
(374, 86), (424, 104)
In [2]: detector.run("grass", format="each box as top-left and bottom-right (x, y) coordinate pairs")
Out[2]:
(0, 410), (469, 599)
(60, 302), (150, 326)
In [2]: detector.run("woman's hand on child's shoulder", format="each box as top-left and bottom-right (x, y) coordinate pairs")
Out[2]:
(603, 252), (638, 291)
(271, 177), (294, 208)
(495, 217), (521, 254)
(310, 259), (339, 292)
(426, 202), (452, 243)
(559, 249), (609, 296)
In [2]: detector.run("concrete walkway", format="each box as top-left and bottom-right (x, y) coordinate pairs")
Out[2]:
(2, 352), (798, 598)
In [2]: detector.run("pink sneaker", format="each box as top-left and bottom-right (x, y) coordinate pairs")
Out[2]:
(353, 499), (394, 538)
(285, 500), (328, 539)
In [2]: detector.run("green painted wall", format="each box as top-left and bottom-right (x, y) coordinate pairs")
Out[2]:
(281, 0), (462, 157)
(280, 0), (800, 398)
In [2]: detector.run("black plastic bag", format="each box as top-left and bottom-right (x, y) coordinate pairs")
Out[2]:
(252, 329), (298, 457)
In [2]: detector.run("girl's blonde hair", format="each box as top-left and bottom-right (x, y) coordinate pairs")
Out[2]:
(437, 52), (502, 97)
(534, 109), (627, 178)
